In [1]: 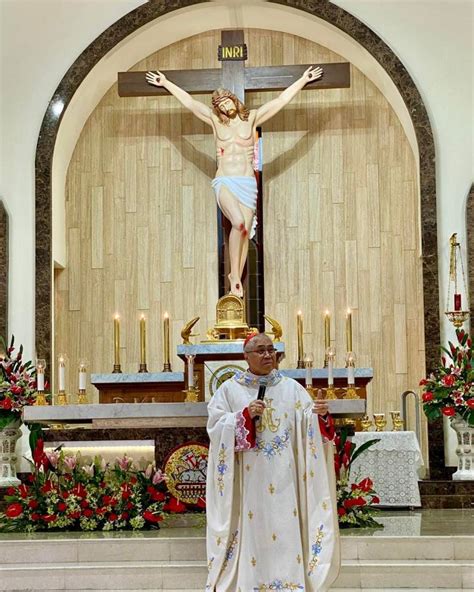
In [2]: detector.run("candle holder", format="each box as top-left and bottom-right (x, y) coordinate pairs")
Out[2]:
(57, 391), (68, 406)
(296, 311), (304, 368)
(344, 386), (361, 400)
(162, 361), (172, 372)
(35, 359), (48, 405)
(390, 410), (404, 431)
(77, 389), (88, 405)
(373, 413), (387, 432)
(35, 391), (48, 406)
(445, 233), (470, 328)
(112, 363), (122, 374)
(325, 386), (338, 400)
(113, 314), (122, 373)
(184, 385), (199, 403)
(138, 363), (148, 373)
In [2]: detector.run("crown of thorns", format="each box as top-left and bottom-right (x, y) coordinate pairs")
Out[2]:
(211, 90), (237, 108)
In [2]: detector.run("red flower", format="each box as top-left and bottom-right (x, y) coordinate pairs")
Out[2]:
(372, 496), (380, 504)
(419, 379), (428, 386)
(442, 406), (456, 417)
(143, 510), (163, 523)
(164, 496), (187, 513)
(126, 502), (134, 510)
(121, 512), (129, 521)
(80, 500), (89, 509)
(33, 439), (49, 470)
(6, 486), (16, 496)
(40, 480), (56, 494)
(422, 392), (434, 402)
(68, 511), (81, 520)
(30, 513), (41, 521)
(0, 398), (13, 410)
(337, 507), (346, 516)
(18, 484), (29, 499)
(5, 503), (23, 518)
(28, 499), (39, 509)
(357, 478), (373, 492)
(442, 374), (456, 387)
(130, 476), (137, 485)
(43, 514), (57, 523)
(108, 513), (118, 522)
(102, 495), (113, 506)
(71, 484), (87, 499)
(344, 497), (366, 509)
(96, 507), (107, 515)
(82, 509), (93, 518)
(467, 399), (474, 409)
(196, 497), (206, 509)
(147, 486), (166, 502)
(121, 489), (131, 500)
(57, 502), (67, 512)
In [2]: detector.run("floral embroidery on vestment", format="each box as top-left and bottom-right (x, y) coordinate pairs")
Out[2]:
(222, 530), (238, 571)
(234, 369), (283, 388)
(307, 423), (318, 459)
(307, 524), (325, 575)
(217, 444), (228, 496)
(255, 428), (291, 459)
(253, 580), (304, 591)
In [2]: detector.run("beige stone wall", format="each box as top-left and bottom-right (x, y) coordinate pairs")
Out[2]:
(56, 28), (426, 453)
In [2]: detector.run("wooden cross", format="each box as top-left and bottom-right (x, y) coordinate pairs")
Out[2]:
(118, 30), (350, 327)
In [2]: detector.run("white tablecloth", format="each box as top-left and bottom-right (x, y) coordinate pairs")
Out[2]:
(350, 431), (423, 507)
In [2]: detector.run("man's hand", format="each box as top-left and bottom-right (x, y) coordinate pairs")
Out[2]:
(312, 389), (329, 416)
(146, 70), (166, 87)
(248, 399), (266, 419)
(303, 65), (323, 82)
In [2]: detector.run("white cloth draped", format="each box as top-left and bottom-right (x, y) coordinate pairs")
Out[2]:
(206, 375), (339, 591)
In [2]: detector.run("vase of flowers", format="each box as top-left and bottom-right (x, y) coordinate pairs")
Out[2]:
(420, 328), (474, 480)
(0, 337), (38, 487)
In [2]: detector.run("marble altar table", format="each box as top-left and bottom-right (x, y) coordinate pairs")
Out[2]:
(350, 431), (423, 507)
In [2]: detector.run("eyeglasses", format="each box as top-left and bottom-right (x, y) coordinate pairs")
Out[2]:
(246, 347), (277, 356)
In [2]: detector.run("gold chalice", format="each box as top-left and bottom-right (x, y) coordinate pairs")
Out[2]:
(360, 415), (373, 431)
(390, 411), (404, 431)
(373, 413), (387, 432)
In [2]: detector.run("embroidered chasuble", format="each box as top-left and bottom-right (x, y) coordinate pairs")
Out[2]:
(206, 370), (340, 591)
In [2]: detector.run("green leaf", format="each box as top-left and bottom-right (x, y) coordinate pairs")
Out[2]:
(349, 438), (380, 466)
(28, 423), (44, 455)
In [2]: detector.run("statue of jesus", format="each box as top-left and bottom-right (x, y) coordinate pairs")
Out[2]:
(145, 66), (323, 297)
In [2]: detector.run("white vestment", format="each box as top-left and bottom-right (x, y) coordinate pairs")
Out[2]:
(206, 371), (339, 591)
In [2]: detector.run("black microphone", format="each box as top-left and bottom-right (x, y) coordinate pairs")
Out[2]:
(254, 384), (266, 421)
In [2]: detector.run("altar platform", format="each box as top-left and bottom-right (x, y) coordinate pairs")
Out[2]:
(0, 510), (472, 591)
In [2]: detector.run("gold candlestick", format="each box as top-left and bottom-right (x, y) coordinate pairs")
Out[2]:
(35, 359), (48, 405)
(296, 311), (304, 368)
(184, 385), (199, 403)
(113, 314), (122, 373)
(57, 391), (68, 405)
(163, 312), (172, 372)
(139, 315), (148, 373)
(78, 389), (88, 405)
(324, 310), (331, 366)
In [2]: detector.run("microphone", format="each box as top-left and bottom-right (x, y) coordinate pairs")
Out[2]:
(254, 384), (266, 421)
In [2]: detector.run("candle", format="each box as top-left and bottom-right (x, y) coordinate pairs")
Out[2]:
(304, 353), (313, 388)
(37, 366), (45, 391)
(347, 364), (355, 385)
(324, 310), (331, 349)
(163, 312), (170, 365)
(328, 355), (334, 386)
(79, 362), (87, 390)
(58, 356), (66, 392)
(297, 311), (304, 361)
(346, 309), (353, 353)
(140, 315), (146, 365)
(454, 293), (462, 311)
(187, 355), (195, 388)
(114, 314), (120, 366)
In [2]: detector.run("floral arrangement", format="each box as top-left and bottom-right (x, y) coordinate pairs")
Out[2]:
(0, 336), (39, 428)
(1, 440), (170, 532)
(334, 428), (382, 528)
(420, 328), (473, 426)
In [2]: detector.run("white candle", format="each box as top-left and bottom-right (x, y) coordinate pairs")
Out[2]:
(58, 357), (65, 391)
(328, 357), (334, 386)
(37, 371), (44, 392)
(187, 355), (194, 388)
(347, 364), (355, 385)
(79, 364), (87, 390)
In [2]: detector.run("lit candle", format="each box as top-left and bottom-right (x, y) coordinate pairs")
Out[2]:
(163, 312), (170, 366)
(79, 361), (87, 390)
(324, 310), (331, 349)
(454, 293), (462, 311)
(114, 314), (120, 366)
(328, 355), (334, 386)
(346, 309), (353, 353)
(304, 353), (313, 388)
(58, 356), (66, 392)
(36, 360), (45, 391)
(297, 311), (304, 362)
(140, 315), (146, 365)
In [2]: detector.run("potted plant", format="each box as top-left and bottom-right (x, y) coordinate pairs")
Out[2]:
(420, 328), (474, 479)
(0, 336), (39, 486)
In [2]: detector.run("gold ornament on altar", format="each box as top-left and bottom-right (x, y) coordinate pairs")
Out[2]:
(360, 415), (373, 431)
(390, 410), (404, 431)
(263, 314), (283, 342)
(445, 233), (470, 328)
(373, 413), (387, 432)
(164, 443), (209, 505)
(206, 295), (256, 341)
(181, 317), (200, 345)
(35, 359), (48, 406)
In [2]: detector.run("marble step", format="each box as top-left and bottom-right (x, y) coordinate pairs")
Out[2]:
(0, 534), (473, 563)
(0, 559), (473, 590)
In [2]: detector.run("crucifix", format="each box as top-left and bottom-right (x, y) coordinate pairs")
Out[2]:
(118, 30), (350, 329)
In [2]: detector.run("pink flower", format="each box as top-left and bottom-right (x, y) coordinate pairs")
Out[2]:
(45, 450), (60, 468)
(64, 456), (77, 471)
(152, 469), (166, 485)
(144, 463), (154, 479)
(116, 455), (132, 471)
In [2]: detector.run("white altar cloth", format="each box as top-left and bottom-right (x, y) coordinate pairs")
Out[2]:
(350, 431), (423, 507)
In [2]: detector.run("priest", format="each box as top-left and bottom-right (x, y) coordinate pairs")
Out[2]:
(206, 332), (340, 591)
